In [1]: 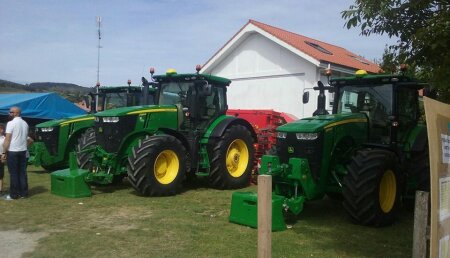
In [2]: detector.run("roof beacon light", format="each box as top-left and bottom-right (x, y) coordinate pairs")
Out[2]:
(96, 82), (100, 87)
(325, 63), (332, 76)
(400, 64), (408, 73)
(127, 79), (131, 86)
(166, 68), (177, 76)
(149, 67), (155, 76)
(196, 64), (202, 74)
(355, 70), (368, 77)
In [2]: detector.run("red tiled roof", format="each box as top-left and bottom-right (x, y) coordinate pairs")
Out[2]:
(248, 20), (380, 73)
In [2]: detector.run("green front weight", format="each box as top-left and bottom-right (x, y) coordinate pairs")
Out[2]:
(50, 152), (91, 198)
(229, 191), (287, 231)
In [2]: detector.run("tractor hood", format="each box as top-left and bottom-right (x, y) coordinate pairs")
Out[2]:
(36, 114), (94, 128)
(95, 105), (177, 117)
(277, 113), (368, 133)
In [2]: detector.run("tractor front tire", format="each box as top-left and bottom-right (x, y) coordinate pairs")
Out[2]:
(76, 128), (96, 169)
(127, 135), (186, 196)
(209, 124), (254, 189)
(343, 149), (401, 227)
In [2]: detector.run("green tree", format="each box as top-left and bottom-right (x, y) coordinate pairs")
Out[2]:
(342, 1), (450, 102)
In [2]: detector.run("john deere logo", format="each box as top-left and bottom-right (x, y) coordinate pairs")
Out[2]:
(288, 147), (294, 153)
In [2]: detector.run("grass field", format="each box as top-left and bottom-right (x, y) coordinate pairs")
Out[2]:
(0, 166), (414, 258)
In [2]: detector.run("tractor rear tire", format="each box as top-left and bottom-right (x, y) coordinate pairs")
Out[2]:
(127, 135), (186, 196)
(76, 128), (96, 169)
(209, 124), (254, 189)
(343, 148), (401, 227)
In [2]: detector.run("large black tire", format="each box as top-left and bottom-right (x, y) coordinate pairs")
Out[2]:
(76, 128), (96, 169)
(209, 124), (254, 189)
(127, 135), (186, 196)
(343, 149), (401, 227)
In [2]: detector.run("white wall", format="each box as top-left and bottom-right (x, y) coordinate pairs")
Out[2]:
(209, 33), (322, 119)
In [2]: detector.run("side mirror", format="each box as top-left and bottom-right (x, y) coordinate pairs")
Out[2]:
(423, 86), (437, 99)
(89, 96), (96, 113)
(83, 96), (90, 109)
(302, 92), (310, 104)
(141, 77), (149, 86)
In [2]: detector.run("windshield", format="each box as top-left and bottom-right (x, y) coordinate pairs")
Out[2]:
(103, 92), (128, 109)
(336, 84), (392, 117)
(337, 84), (393, 144)
(97, 91), (145, 111)
(158, 82), (193, 105)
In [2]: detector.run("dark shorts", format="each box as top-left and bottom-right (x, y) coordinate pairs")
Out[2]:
(0, 163), (4, 179)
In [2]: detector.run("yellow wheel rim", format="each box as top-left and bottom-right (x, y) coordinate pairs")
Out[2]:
(379, 170), (397, 213)
(226, 139), (249, 178)
(154, 150), (179, 185)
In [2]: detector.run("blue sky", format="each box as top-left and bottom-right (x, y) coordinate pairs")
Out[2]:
(0, 0), (396, 87)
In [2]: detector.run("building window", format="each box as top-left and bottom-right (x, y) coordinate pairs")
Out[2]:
(305, 41), (333, 55)
(348, 54), (370, 65)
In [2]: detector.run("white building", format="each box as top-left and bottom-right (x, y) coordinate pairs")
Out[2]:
(201, 20), (380, 119)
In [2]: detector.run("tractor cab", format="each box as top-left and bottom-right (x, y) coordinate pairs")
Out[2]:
(153, 69), (229, 132)
(86, 85), (156, 112)
(331, 71), (423, 146)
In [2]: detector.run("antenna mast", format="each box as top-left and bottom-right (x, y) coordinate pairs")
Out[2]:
(95, 16), (102, 112)
(96, 16), (102, 85)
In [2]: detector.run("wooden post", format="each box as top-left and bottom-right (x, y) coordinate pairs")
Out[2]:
(413, 191), (429, 258)
(258, 175), (272, 258)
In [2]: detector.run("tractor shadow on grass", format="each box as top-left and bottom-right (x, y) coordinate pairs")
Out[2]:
(283, 196), (346, 226)
(88, 176), (212, 196)
(89, 178), (133, 194)
(286, 196), (414, 257)
(182, 176), (211, 192)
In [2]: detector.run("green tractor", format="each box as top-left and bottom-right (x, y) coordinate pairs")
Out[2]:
(32, 83), (155, 171)
(230, 70), (429, 229)
(72, 68), (256, 196)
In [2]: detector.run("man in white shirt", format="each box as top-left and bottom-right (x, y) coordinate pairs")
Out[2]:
(3, 106), (29, 200)
(0, 123), (6, 194)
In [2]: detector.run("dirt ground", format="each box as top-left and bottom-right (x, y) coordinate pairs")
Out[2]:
(0, 230), (47, 258)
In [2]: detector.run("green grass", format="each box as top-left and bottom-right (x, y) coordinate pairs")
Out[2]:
(0, 166), (413, 258)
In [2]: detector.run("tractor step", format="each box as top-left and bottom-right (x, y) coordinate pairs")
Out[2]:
(50, 153), (91, 198)
(229, 191), (286, 231)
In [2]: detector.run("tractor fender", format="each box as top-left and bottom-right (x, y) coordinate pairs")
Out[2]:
(209, 116), (257, 142)
(117, 128), (190, 158)
(158, 128), (191, 152)
(361, 143), (402, 161)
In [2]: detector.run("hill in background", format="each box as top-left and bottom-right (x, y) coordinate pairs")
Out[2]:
(0, 79), (92, 102)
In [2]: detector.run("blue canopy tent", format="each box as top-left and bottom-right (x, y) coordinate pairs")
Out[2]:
(0, 93), (87, 126)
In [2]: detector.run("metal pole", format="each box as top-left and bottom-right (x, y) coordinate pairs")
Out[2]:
(96, 16), (102, 112)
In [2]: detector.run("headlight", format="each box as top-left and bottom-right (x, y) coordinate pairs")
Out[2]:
(276, 132), (287, 139)
(40, 127), (54, 132)
(296, 133), (318, 140)
(102, 116), (120, 123)
(95, 117), (100, 122)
